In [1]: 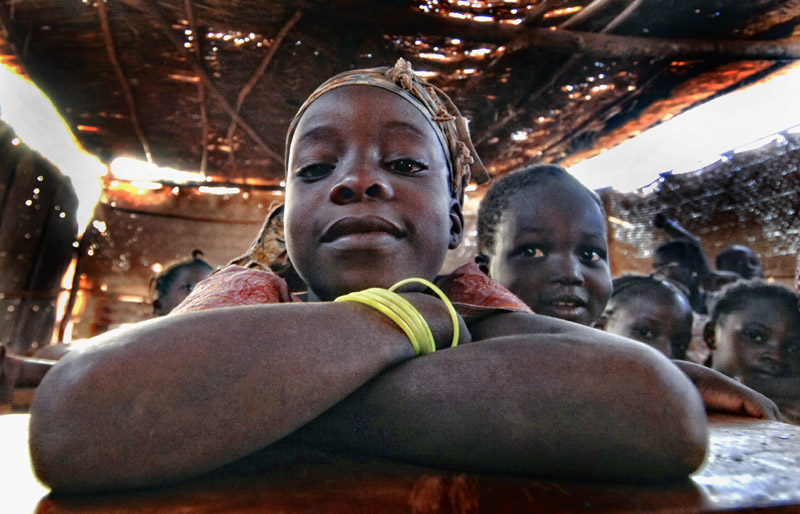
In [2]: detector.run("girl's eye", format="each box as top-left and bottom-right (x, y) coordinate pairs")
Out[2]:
(520, 246), (545, 259)
(296, 163), (335, 180)
(579, 248), (606, 263)
(742, 329), (767, 343)
(386, 159), (427, 174)
(634, 326), (657, 340)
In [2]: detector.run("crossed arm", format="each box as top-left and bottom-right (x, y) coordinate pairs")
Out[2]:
(29, 299), (707, 493)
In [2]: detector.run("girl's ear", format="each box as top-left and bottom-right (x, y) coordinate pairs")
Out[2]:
(703, 321), (717, 350)
(448, 200), (464, 249)
(474, 253), (490, 275)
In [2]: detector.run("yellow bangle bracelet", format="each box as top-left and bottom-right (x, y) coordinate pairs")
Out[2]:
(356, 289), (426, 355)
(334, 288), (434, 355)
(334, 277), (459, 356)
(362, 289), (435, 355)
(389, 278), (459, 349)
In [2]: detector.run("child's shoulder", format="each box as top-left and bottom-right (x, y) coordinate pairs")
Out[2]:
(436, 262), (531, 322)
(171, 265), (294, 314)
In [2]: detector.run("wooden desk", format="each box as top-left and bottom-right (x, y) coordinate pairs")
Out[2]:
(3, 414), (800, 513)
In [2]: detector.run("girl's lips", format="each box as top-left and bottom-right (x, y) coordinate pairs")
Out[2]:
(325, 232), (401, 251)
(540, 295), (589, 322)
(321, 216), (404, 243)
(543, 295), (588, 309)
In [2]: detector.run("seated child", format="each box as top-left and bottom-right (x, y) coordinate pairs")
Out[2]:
(705, 280), (800, 424)
(29, 60), (712, 493)
(474, 163), (779, 420)
(20, 251), (214, 364)
(596, 274), (693, 360)
(715, 244), (763, 280)
(151, 249), (213, 317)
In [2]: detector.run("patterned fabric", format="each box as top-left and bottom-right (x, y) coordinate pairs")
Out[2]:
(285, 58), (489, 203)
(171, 263), (531, 320)
(171, 265), (293, 314)
(434, 262), (532, 319)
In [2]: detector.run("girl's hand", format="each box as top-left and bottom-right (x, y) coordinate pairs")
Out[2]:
(741, 375), (800, 425)
(673, 360), (782, 421)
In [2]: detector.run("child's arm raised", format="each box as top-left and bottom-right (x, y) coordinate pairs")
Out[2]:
(288, 324), (708, 483)
(29, 295), (461, 493)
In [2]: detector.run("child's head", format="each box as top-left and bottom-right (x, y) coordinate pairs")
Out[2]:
(282, 59), (488, 301)
(152, 250), (213, 316)
(476, 164), (611, 326)
(706, 280), (800, 381)
(598, 274), (693, 359)
(652, 240), (706, 289)
(715, 244), (763, 280)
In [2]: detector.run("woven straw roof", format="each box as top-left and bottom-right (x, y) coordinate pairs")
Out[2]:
(2, 0), (799, 184)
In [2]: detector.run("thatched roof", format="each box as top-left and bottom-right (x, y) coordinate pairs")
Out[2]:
(3, 0), (800, 184)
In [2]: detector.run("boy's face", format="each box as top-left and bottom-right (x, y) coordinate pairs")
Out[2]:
(485, 180), (612, 326)
(711, 296), (800, 381)
(603, 290), (692, 358)
(284, 86), (460, 301)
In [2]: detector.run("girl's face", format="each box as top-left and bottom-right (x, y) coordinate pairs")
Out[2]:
(284, 86), (461, 302)
(485, 180), (612, 326)
(603, 289), (692, 358)
(711, 296), (800, 380)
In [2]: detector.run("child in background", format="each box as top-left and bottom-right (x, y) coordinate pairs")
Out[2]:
(475, 164), (611, 327)
(597, 274), (693, 360)
(29, 60), (710, 493)
(715, 244), (763, 280)
(706, 280), (800, 424)
(475, 163), (779, 420)
(151, 249), (213, 317)
(1, 251), (215, 406)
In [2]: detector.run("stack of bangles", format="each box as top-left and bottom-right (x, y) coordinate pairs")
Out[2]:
(334, 278), (459, 356)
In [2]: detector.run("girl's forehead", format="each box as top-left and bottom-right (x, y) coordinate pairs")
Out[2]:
(294, 86), (437, 136)
(506, 182), (605, 230)
(725, 296), (798, 321)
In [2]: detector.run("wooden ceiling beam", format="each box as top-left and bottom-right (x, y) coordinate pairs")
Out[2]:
(476, 0), (645, 147)
(182, 0), (208, 175)
(97, 0), (153, 163)
(510, 27), (800, 60)
(225, 10), (303, 158)
(138, 0), (285, 167)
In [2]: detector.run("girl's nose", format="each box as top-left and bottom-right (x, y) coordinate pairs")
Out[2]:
(759, 341), (788, 371)
(551, 255), (584, 285)
(329, 164), (392, 204)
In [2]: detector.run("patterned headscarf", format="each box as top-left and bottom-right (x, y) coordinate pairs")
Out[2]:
(285, 58), (489, 203)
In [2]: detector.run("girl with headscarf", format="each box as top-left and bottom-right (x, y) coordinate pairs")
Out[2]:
(30, 60), (710, 493)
